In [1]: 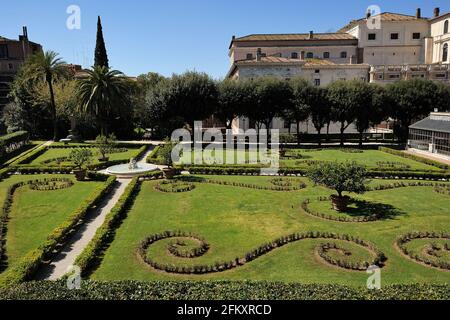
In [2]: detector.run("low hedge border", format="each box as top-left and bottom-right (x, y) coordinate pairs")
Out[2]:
(0, 175), (116, 289)
(301, 198), (381, 223)
(179, 165), (450, 181)
(396, 231), (449, 271)
(179, 176), (307, 191)
(434, 185), (450, 196)
(138, 231), (386, 275)
(0, 281), (448, 300)
(74, 177), (142, 277)
(155, 180), (196, 193)
(379, 147), (449, 171)
(28, 178), (74, 191)
(317, 242), (378, 271)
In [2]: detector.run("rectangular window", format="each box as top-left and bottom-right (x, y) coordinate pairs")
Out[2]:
(315, 69), (320, 73)
(323, 52), (330, 59)
(291, 52), (298, 59)
(412, 32), (421, 39)
(368, 33), (376, 40)
(391, 33), (399, 40)
(0, 45), (8, 59)
(246, 53), (253, 60)
(314, 79), (321, 86)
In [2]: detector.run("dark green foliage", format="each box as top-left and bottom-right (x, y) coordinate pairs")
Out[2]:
(0, 280), (448, 300)
(94, 16), (109, 69)
(307, 162), (367, 198)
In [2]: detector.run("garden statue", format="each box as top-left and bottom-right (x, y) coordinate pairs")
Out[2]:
(128, 158), (138, 170)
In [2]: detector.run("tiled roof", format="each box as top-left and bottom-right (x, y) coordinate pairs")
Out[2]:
(410, 117), (450, 133)
(233, 33), (356, 42)
(338, 12), (428, 32)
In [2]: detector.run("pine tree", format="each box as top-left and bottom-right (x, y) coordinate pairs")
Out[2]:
(94, 16), (109, 69)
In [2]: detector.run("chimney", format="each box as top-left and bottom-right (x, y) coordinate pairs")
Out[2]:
(256, 48), (262, 61)
(23, 26), (28, 39)
(434, 7), (440, 18)
(300, 51), (305, 60)
(416, 8), (421, 19)
(309, 31), (314, 39)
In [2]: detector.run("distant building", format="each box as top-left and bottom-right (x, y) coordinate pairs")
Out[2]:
(226, 7), (450, 134)
(0, 27), (43, 111)
(408, 112), (450, 157)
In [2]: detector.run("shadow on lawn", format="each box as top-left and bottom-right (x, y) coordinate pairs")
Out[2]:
(341, 199), (405, 220)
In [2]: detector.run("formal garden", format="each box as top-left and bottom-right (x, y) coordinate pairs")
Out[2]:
(0, 19), (448, 301)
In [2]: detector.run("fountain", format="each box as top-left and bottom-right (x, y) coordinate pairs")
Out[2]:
(106, 158), (159, 178)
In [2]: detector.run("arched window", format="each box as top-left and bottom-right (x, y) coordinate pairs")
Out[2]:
(443, 43), (448, 62)
(306, 52), (314, 59)
(340, 51), (347, 59)
(444, 20), (449, 34)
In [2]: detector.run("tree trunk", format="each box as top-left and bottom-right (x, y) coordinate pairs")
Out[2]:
(340, 124), (345, 146)
(317, 128), (322, 146)
(296, 121), (301, 147)
(326, 122), (330, 142)
(47, 76), (58, 141)
(359, 131), (364, 148)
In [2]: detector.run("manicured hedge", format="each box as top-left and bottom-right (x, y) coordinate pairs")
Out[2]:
(0, 175), (116, 289)
(179, 165), (450, 181)
(0, 280), (448, 300)
(74, 177), (141, 277)
(379, 147), (449, 170)
(0, 131), (29, 155)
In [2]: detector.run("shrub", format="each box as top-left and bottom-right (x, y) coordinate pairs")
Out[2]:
(379, 147), (449, 170)
(95, 134), (117, 160)
(307, 162), (367, 198)
(69, 148), (93, 170)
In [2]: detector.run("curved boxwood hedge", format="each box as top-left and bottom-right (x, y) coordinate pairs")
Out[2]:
(0, 280), (448, 300)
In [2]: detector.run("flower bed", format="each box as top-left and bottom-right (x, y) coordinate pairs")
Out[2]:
(396, 231), (449, 270)
(138, 230), (386, 274)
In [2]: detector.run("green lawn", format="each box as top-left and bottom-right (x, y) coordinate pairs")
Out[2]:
(91, 175), (450, 287)
(28, 146), (143, 166)
(281, 149), (440, 171)
(174, 148), (441, 171)
(0, 174), (104, 271)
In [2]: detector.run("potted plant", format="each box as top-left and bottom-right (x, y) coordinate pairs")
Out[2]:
(69, 148), (93, 181)
(307, 161), (367, 211)
(158, 138), (177, 179)
(95, 134), (116, 162)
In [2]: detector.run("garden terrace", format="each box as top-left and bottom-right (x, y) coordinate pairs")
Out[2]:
(87, 175), (449, 286)
(15, 144), (147, 169)
(0, 173), (107, 274)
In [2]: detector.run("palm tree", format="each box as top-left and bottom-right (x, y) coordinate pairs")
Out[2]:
(24, 51), (67, 141)
(77, 66), (128, 135)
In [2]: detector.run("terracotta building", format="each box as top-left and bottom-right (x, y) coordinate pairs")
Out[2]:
(0, 27), (43, 111)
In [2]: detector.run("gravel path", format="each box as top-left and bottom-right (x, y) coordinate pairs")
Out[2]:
(35, 147), (157, 280)
(35, 178), (131, 280)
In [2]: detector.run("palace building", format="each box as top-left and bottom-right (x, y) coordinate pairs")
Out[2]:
(226, 7), (450, 134)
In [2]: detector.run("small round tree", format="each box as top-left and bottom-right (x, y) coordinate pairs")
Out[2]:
(69, 148), (93, 181)
(307, 161), (367, 211)
(95, 133), (116, 161)
(157, 138), (177, 178)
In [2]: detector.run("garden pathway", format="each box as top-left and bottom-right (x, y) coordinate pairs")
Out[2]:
(35, 147), (157, 280)
(35, 178), (131, 280)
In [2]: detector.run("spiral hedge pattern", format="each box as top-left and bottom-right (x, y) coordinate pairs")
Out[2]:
(155, 180), (196, 193)
(396, 231), (449, 271)
(302, 197), (382, 223)
(137, 231), (386, 274)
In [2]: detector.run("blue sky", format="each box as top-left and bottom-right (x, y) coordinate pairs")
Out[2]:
(1, 0), (449, 78)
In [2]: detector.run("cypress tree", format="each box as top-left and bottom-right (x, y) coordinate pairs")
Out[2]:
(94, 16), (109, 68)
